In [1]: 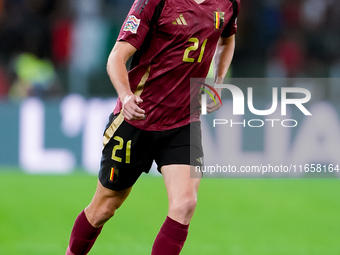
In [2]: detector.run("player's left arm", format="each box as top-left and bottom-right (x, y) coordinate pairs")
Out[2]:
(207, 35), (235, 113)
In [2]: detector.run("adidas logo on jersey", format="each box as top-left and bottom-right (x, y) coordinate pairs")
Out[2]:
(172, 14), (188, 25)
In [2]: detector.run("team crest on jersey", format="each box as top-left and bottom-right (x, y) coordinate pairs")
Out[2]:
(123, 15), (141, 34)
(214, 11), (225, 30)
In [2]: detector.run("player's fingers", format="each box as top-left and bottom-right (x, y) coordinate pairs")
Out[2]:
(206, 102), (221, 113)
(124, 109), (145, 120)
(123, 105), (145, 120)
(122, 108), (133, 120)
(206, 101), (219, 109)
(124, 101), (145, 114)
(122, 95), (145, 120)
(132, 112), (146, 119)
(127, 103), (145, 117)
(207, 105), (221, 113)
(135, 96), (143, 104)
(124, 96), (145, 113)
(131, 104), (145, 114)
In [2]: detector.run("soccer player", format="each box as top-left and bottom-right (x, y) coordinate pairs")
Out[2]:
(66, 0), (240, 254)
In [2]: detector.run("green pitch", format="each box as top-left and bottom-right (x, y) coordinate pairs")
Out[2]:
(0, 171), (339, 255)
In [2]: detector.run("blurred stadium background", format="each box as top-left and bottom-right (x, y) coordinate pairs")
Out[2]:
(0, 0), (340, 254)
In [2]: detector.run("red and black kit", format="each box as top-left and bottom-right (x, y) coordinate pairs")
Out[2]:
(115, 0), (240, 131)
(100, 0), (240, 190)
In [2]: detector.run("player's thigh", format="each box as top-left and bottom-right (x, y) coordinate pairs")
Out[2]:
(156, 122), (203, 204)
(90, 180), (132, 211)
(161, 165), (201, 202)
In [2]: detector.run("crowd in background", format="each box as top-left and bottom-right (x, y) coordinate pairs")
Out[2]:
(237, 0), (340, 79)
(0, 0), (339, 100)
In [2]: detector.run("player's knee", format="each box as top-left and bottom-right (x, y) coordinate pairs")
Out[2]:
(171, 197), (197, 219)
(103, 206), (117, 219)
(183, 198), (197, 216)
(90, 206), (117, 228)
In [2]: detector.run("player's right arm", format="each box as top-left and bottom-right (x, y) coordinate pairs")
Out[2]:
(107, 0), (162, 120)
(107, 41), (145, 120)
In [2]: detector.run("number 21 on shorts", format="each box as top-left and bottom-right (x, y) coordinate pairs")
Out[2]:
(111, 136), (131, 164)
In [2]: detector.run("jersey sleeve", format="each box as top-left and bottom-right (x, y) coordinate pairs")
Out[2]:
(117, 0), (162, 50)
(221, 0), (241, 38)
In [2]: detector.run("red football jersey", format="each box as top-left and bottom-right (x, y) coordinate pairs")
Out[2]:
(114, 0), (240, 131)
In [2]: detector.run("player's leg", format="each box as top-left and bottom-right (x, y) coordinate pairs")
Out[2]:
(85, 180), (132, 228)
(162, 165), (200, 225)
(66, 181), (131, 255)
(151, 164), (201, 255)
(151, 121), (203, 255)
(66, 113), (152, 255)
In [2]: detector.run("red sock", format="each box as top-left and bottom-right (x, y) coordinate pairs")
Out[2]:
(67, 210), (103, 255)
(151, 216), (189, 255)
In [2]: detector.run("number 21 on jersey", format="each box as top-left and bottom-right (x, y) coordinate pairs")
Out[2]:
(183, 38), (208, 63)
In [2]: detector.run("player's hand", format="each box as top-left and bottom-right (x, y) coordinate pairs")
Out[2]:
(121, 94), (146, 120)
(206, 88), (222, 113)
